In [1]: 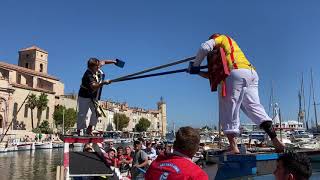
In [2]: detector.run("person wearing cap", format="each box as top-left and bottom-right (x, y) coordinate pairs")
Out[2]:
(145, 126), (209, 180)
(76, 58), (117, 136)
(188, 33), (285, 154)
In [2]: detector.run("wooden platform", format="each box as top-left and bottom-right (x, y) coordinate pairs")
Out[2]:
(207, 150), (320, 180)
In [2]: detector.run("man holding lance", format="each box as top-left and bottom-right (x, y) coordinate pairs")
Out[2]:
(188, 33), (285, 153)
(77, 58), (124, 136)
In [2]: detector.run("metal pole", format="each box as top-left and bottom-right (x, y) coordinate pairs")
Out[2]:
(311, 69), (319, 132)
(111, 56), (195, 82)
(62, 108), (65, 135)
(279, 107), (283, 142)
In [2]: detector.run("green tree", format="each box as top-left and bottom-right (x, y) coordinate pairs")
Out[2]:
(53, 105), (77, 133)
(36, 93), (49, 127)
(26, 93), (37, 129)
(38, 120), (52, 134)
(113, 113), (130, 131)
(135, 117), (151, 132)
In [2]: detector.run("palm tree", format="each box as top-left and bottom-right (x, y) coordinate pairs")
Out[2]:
(36, 93), (49, 128)
(26, 94), (37, 129)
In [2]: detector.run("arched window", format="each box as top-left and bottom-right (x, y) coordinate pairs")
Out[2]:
(46, 107), (49, 119)
(0, 115), (3, 128)
(24, 104), (28, 118)
(13, 103), (18, 117)
(40, 64), (43, 72)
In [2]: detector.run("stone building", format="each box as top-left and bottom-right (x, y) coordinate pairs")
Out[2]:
(0, 46), (64, 133)
(0, 45), (167, 136)
(57, 96), (167, 137)
(98, 97), (167, 137)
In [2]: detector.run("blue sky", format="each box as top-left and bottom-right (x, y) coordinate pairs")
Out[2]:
(1, 0), (320, 129)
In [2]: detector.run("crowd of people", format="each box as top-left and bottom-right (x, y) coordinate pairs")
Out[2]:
(83, 136), (174, 179)
(81, 126), (313, 180)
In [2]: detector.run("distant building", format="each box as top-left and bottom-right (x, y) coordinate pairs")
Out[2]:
(98, 97), (167, 137)
(58, 96), (167, 137)
(0, 46), (64, 133)
(0, 45), (167, 136)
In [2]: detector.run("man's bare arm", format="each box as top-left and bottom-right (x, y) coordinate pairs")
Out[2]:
(99, 60), (116, 66)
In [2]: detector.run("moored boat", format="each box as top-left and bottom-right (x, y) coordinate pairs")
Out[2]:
(17, 143), (33, 151)
(53, 141), (64, 148)
(35, 141), (53, 149)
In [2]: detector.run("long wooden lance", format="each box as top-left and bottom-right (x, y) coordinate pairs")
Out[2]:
(111, 65), (207, 83)
(110, 56), (195, 82)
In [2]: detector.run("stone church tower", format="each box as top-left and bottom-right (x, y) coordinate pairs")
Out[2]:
(157, 97), (167, 137)
(18, 46), (48, 74)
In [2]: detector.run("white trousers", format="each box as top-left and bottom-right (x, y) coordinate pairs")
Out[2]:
(219, 69), (271, 134)
(77, 96), (98, 130)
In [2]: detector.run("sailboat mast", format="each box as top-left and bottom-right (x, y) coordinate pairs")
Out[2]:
(268, 81), (275, 118)
(298, 73), (305, 129)
(311, 69), (319, 132)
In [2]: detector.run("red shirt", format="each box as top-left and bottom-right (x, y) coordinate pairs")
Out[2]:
(123, 154), (133, 162)
(145, 154), (208, 180)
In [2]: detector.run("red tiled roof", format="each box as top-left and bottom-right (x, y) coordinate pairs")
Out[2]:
(19, 45), (48, 53)
(0, 61), (59, 81)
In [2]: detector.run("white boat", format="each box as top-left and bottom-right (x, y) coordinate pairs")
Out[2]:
(200, 135), (213, 144)
(35, 142), (53, 149)
(0, 147), (7, 153)
(7, 145), (17, 152)
(73, 143), (83, 147)
(120, 138), (132, 143)
(266, 131), (292, 146)
(17, 143), (33, 151)
(31, 142), (36, 150)
(53, 142), (64, 148)
(298, 140), (320, 150)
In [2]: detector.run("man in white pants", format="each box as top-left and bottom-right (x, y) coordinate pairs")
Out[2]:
(76, 58), (116, 136)
(189, 33), (284, 153)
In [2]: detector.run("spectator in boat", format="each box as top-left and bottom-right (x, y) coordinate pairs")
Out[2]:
(131, 140), (149, 179)
(273, 151), (312, 180)
(105, 149), (118, 167)
(117, 146), (132, 171)
(83, 143), (94, 152)
(144, 141), (157, 161)
(165, 143), (173, 154)
(76, 58), (116, 136)
(189, 33), (285, 154)
(124, 146), (134, 161)
(145, 126), (209, 180)
(117, 146), (125, 166)
(156, 144), (165, 156)
(105, 141), (117, 155)
(138, 137), (146, 150)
